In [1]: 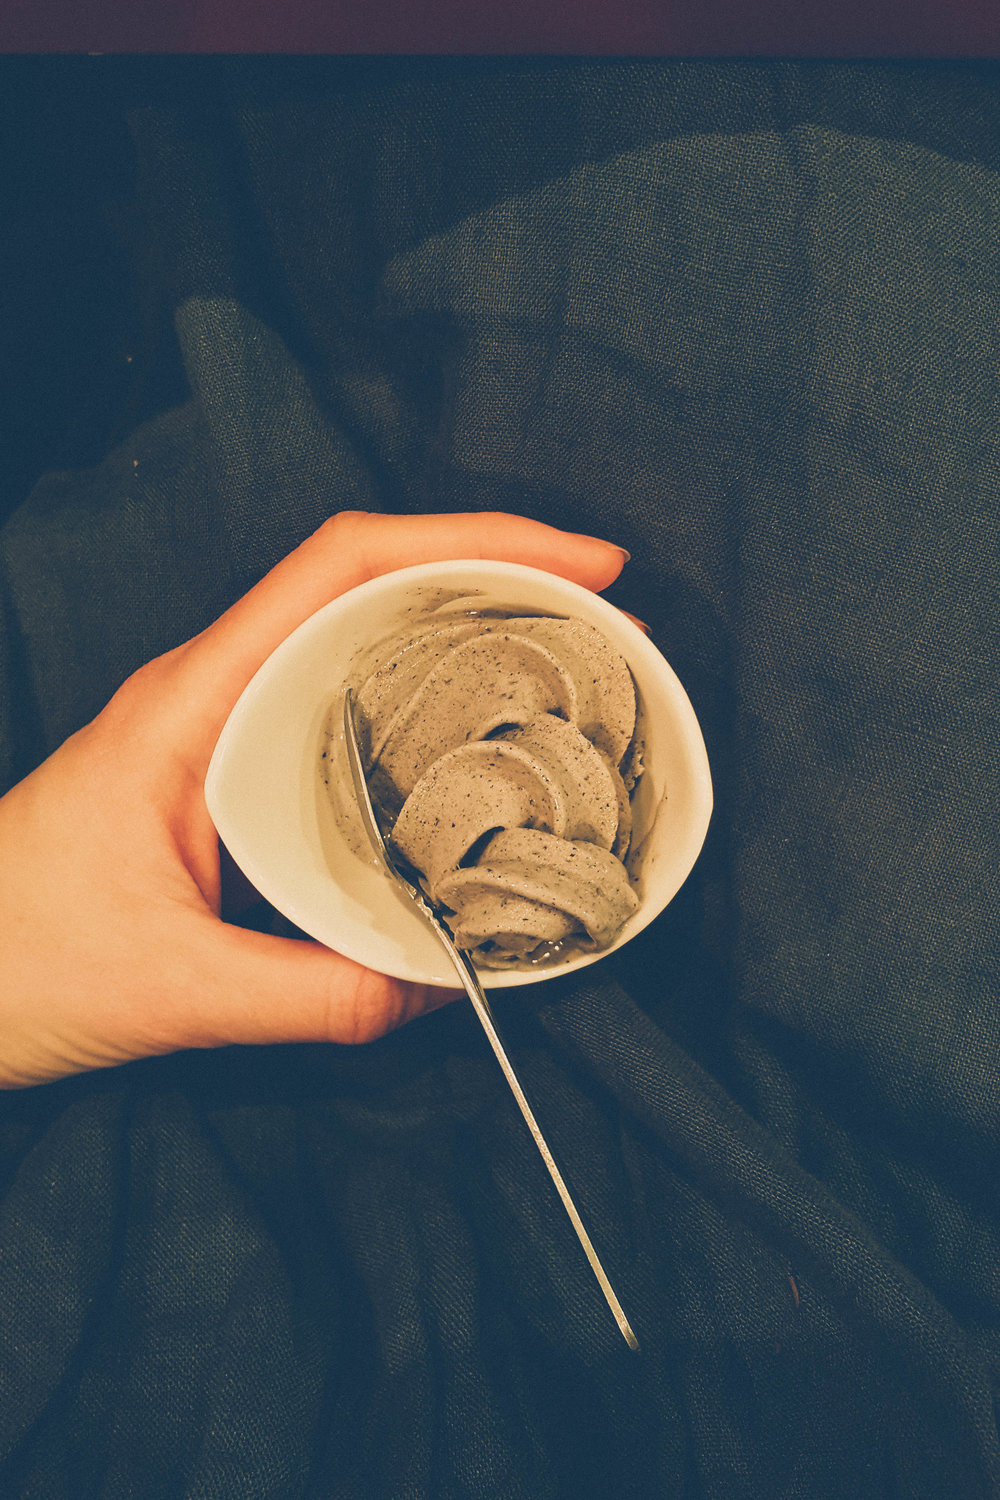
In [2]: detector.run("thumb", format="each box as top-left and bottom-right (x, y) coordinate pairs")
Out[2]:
(183, 917), (458, 1051)
(175, 511), (629, 752)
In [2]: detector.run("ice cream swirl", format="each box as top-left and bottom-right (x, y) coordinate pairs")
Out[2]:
(356, 613), (641, 968)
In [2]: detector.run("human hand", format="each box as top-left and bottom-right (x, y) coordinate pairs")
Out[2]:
(0, 511), (628, 1088)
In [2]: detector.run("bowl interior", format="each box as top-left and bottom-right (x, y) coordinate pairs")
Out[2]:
(205, 560), (712, 989)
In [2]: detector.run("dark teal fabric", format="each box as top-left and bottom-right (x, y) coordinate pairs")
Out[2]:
(2, 58), (999, 1498)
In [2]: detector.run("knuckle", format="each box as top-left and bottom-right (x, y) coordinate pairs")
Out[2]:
(92, 646), (191, 769)
(319, 510), (371, 546)
(335, 965), (404, 1046)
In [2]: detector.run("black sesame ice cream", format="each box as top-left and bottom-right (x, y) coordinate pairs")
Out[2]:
(354, 613), (641, 968)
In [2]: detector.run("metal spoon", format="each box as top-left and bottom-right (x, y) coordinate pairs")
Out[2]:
(342, 687), (639, 1352)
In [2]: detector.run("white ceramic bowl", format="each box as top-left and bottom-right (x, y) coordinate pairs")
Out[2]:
(205, 559), (712, 989)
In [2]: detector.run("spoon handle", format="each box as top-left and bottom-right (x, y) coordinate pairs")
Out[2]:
(434, 923), (640, 1352)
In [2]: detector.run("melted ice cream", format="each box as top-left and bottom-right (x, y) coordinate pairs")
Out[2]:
(356, 612), (641, 968)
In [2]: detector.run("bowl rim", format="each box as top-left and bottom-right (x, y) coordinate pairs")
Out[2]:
(205, 557), (714, 989)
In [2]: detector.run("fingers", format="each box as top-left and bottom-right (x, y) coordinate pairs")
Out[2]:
(617, 608), (651, 635)
(179, 511), (628, 719)
(186, 917), (459, 1050)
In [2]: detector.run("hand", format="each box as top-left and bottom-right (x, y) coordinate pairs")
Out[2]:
(0, 511), (628, 1088)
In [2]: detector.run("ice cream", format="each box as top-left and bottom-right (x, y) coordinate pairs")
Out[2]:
(353, 609), (641, 968)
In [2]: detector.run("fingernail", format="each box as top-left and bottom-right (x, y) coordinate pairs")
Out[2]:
(615, 546), (632, 563)
(617, 608), (651, 635)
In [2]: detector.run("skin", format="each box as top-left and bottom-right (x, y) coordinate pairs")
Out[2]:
(0, 511), (628, 1088)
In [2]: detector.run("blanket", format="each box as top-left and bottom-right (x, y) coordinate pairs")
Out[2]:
(2, 57), (999, 1498)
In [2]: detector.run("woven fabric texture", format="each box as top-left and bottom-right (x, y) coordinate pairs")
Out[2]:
(1, 59), (998, 1499)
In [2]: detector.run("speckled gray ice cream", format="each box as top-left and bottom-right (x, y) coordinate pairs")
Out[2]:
(356, 613), (641, 967)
